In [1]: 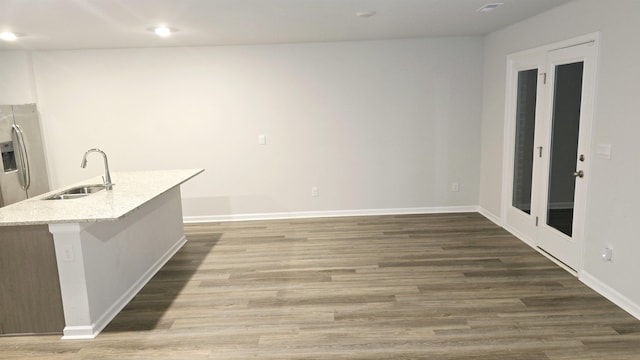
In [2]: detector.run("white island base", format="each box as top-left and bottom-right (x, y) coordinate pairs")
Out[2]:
(50, 187), (186, 339)
(0, 169), (203, 339)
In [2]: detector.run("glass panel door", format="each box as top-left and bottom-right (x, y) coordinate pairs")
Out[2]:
(505, 36), (597, 273)
(546, 62), (584, 237)
(512, 69), (538, 214)
(503, 54), (544, 245)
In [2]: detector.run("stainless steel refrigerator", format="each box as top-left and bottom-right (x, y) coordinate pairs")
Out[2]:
(0, 104), (49, 206)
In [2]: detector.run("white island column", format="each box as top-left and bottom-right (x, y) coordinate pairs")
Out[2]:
(50, 187), (187, 339)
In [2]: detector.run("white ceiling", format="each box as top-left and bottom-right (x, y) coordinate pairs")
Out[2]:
(0, 0), (573, 51)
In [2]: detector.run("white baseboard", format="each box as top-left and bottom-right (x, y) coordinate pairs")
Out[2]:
(477, 207), (502, 227)
(183, 206), (479, 223)
(579, 271), (640, 321)
(62, 235), (188, 340)
(60, 326), (95, 340)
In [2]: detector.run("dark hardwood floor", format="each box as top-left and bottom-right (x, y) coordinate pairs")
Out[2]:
(1, 212), (639, 359)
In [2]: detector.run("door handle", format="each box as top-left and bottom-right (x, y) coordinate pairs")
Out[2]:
(573, 170), (584, 178)
(11, 124), (31, 191)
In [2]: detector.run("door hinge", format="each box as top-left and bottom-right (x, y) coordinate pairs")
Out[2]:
(539, 72), (547, 84)
(535, 216), (539, 226)
(537, 146), (543, 158)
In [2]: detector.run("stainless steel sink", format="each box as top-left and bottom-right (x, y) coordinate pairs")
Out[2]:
(44, 184), (108, 200)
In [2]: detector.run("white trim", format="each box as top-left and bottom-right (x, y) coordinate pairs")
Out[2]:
(59, 326), (95, 340)
(580, 271), (640, 321)
(506, 33), (601, 60)
(477, 206), (502, 226)
(500, 55), (516, 224)
(183, 206), (479, 223)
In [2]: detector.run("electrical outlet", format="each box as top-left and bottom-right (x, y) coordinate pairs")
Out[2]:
(451, 182), (460, 192)
(62, 244), (74, 261)
(258, 134), (266, 145)
(311, 187), (319, 197)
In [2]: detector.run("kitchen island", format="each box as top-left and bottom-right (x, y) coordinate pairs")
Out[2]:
(0, 169), (203, 339)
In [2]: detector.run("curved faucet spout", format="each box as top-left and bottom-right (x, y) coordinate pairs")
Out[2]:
(81, 148), (113, 190)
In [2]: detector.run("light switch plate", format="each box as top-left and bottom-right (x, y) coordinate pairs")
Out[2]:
(596, 143), (612, 159)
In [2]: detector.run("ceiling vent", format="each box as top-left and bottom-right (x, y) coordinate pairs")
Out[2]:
(355, 11), (377, 18)
(477, 3), (504, 13)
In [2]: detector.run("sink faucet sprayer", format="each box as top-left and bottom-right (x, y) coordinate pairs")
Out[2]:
(81, 148), (113, 190)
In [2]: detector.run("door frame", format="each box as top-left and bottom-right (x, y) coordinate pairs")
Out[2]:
(500, 33), (600, 275)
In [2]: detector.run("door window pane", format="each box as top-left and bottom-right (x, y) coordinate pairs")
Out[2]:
(512, 69), (538, 214)
(546, 62), (584, 237)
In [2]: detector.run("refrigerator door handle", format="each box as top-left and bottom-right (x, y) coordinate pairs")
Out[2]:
(11, 124), (31, 191)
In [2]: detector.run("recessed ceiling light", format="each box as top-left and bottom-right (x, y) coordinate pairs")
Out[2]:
(356, 11), (377, 18)
(154, 26), (172, 37)
(150, 26), (178, 37)
(0, 32), (18, 41)
(477, 3), (504, 13)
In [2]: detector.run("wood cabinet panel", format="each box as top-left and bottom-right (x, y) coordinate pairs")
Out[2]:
(0, 225), (64, 335)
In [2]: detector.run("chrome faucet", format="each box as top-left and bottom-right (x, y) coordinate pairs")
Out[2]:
(80, 148), (113, 190)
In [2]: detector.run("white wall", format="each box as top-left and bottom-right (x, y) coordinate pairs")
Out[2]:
(0, 51), (37, 104)
(28, 37), (483, 219)
(480, 0), (640, 317)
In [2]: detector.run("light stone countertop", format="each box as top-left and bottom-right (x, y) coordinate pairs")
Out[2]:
(0, 169), (204, 226)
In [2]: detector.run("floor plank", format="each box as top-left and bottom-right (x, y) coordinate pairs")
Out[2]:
(0, 212), (638, 359)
